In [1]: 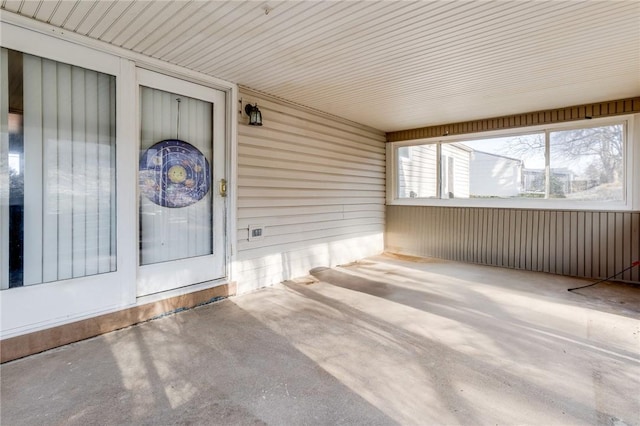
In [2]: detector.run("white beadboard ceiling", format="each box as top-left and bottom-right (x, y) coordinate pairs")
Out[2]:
(2, 0), (639, 132)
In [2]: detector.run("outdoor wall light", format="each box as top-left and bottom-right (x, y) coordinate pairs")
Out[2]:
(245, 103), (263, 126)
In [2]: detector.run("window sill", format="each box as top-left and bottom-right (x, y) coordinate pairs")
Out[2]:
(387, 197), (633, 212)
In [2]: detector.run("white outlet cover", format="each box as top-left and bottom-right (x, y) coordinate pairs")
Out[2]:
(248, 225), (265, 241)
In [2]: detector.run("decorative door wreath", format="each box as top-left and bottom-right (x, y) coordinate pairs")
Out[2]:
(139, 139), (211, 208)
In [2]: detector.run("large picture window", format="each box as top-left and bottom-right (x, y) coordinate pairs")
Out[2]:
(549, 126), (624, 201)
(1, 48), (116, 289)
(393, 119), (629, 208)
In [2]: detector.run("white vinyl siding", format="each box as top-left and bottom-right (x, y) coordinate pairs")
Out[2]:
(235, 90), (385, 292)
(470, 151), (523, 198)
(441, 144), (470, 199)
(397, 144), (437, 198)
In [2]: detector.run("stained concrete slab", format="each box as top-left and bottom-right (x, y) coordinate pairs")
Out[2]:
(1, 254), (639, 425)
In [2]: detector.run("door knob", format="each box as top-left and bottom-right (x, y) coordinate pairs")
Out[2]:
(219, 179), (227, 197)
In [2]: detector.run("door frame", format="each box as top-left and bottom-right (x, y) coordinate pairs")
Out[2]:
(135, 68), (230, 298)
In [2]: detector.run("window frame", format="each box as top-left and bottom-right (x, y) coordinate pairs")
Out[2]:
(387, 114), (639, 211)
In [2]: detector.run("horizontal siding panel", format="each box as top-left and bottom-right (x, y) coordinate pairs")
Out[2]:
(239, 137), (384, 169)
(239, 205), (344, 219)
(238, 165), (384, 186)
(343, 204), (386, 213)
(238, 187), (383, 199)
(239, 156), (384, 179)
(237, 228), (384, 262)
(238, 210), (384, 231)
(239, 177), (384, 192)
(239, 126), (385, 161)
(238, 197), (384, 209)
(344, 210), (385, 220)
(238, 218), (384, 241)
(386, 205), (640, 283)
(238, 204), (386, 220)
(238, 212), (345, 228)
(252, 111), (386, 154)
(239, 145), (381, 173)
(242, 110), (386, 154)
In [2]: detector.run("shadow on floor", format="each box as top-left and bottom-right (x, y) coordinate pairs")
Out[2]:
(348, 254), (640, 318)
(0, 300), (394, 426)
(2, 256), (638, 425)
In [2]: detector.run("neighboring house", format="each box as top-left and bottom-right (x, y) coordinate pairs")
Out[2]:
(399, 147), (523, 200)
(398, 144), (438, 198)
(469, 151), (523, 198)
(398, 143), (471, 199)
(441, 143), (471, 199)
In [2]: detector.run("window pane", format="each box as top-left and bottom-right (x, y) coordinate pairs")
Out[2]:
(397, 144), (437, 198)
(139, 86), (213, 265)
(458, 134), (545, 198)
(1, 48), (117, 289)
(441, 144), (470, 199)
(549, 125), (623, 201)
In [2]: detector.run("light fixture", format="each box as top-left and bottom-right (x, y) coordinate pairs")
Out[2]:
(245, 103), (263, 126)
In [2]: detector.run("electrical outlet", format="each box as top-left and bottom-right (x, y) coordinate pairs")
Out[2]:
(248, 225), (265, 241)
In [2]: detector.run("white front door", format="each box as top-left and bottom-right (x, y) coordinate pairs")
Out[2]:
(136, 69), (226, 297)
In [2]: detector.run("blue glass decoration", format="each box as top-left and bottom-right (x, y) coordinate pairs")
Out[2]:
(139, 139), (211, 208)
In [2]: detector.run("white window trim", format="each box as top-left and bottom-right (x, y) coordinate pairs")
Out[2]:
(387, 114), (639, 211)
(0, 15), (239, 338)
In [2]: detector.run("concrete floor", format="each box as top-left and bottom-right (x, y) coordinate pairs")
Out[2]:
(1, 254), (639, 425)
